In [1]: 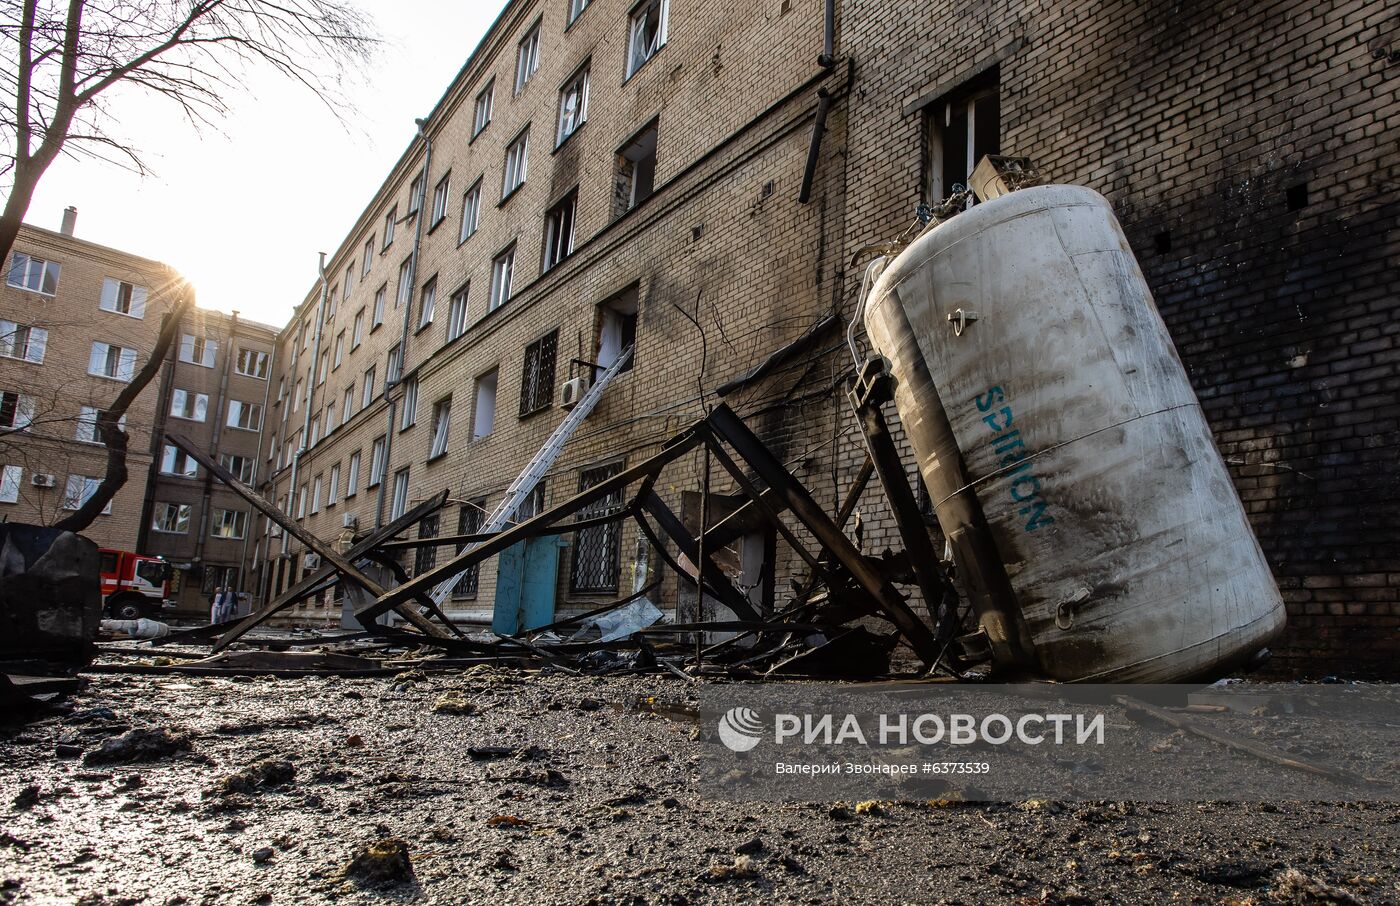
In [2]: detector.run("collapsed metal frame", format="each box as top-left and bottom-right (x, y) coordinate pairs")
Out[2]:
(167, 398), (958, 670)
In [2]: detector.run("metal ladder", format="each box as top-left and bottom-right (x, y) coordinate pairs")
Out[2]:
(427, 346), (635, 606)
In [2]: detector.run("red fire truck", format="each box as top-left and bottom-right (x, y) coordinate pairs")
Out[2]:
(98, 549), (175, 620)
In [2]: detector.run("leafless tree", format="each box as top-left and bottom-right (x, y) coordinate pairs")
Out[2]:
(0, 0), (377, 263)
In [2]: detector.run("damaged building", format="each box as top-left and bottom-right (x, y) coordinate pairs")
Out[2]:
(249, 0), (1400, 678)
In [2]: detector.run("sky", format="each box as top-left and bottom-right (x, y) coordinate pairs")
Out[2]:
(25, 0), (505, 329)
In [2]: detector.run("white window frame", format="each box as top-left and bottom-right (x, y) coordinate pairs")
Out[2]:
(515, 23), (541, 93)
(99, 278), (147, 318)
(327, 463), (340, 507)
(568, 0), (590, 25)
(556, 63), (590, 146)
(542, 192), (577, 271)
(0, 390), (34, 431)
(343, 385), (355, 424)
(502, 129), (529, 199)
(226, 400), (263, 431)
(178, 334), (217, 368)
(431, 172), (451, 228)
(418, 276), (437, 330)
(0, 464), (21, 504)
(473, 80), (494, 137)
(489, 246), (515, 312)
(473, 369), (498, 440)
(211, 508), (247, 540)
(89, 342), (137, 382)
(396, 258), (413, 309)
(369, 436), (387, 487)
(169, 389), (209, 422)
(626, 0), (669, 79)
(372, 285), (387, 327)
(346, 450), (361, 498)
(0, 320), (48, 364)
(362, 238), (374, 276)
(151, 501), (191, 532)
(362, 365), (377, 408)
(235, 347), (269, 379)
(459, 179), (483, 243)
(160, 444), (199, 478)
(429, 396), (451, 459)
(400, 375), (418, 430)
(218, 453), (255, 484)
(390, 467), (411, 520)
(383, 206), (397, 249)
(352, 308), (365, 348)
(7, 252), (60, 296)
(447, 283), (469, 341)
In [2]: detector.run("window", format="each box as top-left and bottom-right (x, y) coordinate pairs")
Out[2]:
(309, 413), (321, 447)
(597, 285), (639, 373)
(383, 206), (397, 249)
(571, 462), (624, 592)
(515, 22), (540, 93)
(414, 513), (439, 576)
(317, 350), (329, 385)
(325, 400), (337, 434)
(519, 330), (558, 416)
(346, 450), (361, 498)
(362, 239), (374, 276)
(170, 389), (208, 421)
(447, 284), (470, 341)
(328, 463), (340, 506)
(407, 174), (425, 216)
(396, 258), (413, 309)
(431, 173), (451, 228)
(0, 465), (21, 504)
(343, 384), (355, 423)
(311, 474), (323, 514)
(390, 467), (410, 520)
(489, 246), (515, 312)
(219, 453), (255, 484)
(459, 179), (483, 243)
(89, 342), (137, 381)
(326, 286), (338, 322)
(369, 436), (386, 487)
(372, 284), (387, 328)
(542, 192), (577, 271)
(235, 348), (269, 378)
(292, 379), (303, 413)
(386, 345), (402, 385)
(75, 406), (99, 443)
(568, 0), (590, 25)
(344, 265), (354, 298)
(352, 308), (365, 349)
(502, 129), (529, 199)
(418, 276), (437, 330)
(160, 444), (199, 478)
(473, 80), (494, 137)
(453, 500), (485, 597)
(179, 334), (217, 368)
(99, 278), (147, 317)
(362, 365), (377, 407)
(267, 434), (277, 464)
(7, 252), (60, 295)
(473, 369), (497, 439)
(557, 63), (590, 146)
(200, 565), (239, 597)
(0, 391), (34, 431)
(626, 0), (668, 78)
(429, 396), (451, 459)
(226, 400), (262, 431)
(211, 509), (247, 540)
(333, 331), (346, 369)
(296, 484), (307, 518)
(614, 122), (658, 217)
(0, 320), (47, 363)
(400, 375), (418, 430)
(925, 66), (1000, 202)
(151, 501), (191, 532)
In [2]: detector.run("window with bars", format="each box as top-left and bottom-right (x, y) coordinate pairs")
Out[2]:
(452, 499), (485, 597)
(415, 513), (439, 576)
(519, 330), (558, 417)
(570, 462), (623, 593)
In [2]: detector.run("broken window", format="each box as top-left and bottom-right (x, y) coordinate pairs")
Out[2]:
(160, 444), (199, 478)
(925, 66), (1000, 202)
(557, 62), (590, 146)
(151, 500), (190, 532)
(390, 467), (411, 520)
(489, 245), (515, 311)
(429, 396), (451, 459)
(519, 330), (558, 417)
(473, 369), (498, 439)
(418, 275), (437, 330)
(597, 286), (639, 373)
(626, 0), (668, 78)
(614, 122), (657, 219)
(452, 499), (486, 598)
(571, 461), (624, 593)
(542, 191), (576, 272)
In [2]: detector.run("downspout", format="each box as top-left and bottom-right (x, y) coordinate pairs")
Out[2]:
(375, 118), (432, 529)
(798, 88), (833, 204)
(818, 0), (835, 67)
(286, 254), (331, 551)
(195, 311), (237, 569)
(240, 322), (276, 605)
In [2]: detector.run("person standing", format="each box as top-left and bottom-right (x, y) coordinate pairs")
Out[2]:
(209, 585), (225, 625)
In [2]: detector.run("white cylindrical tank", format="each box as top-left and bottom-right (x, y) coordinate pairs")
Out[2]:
(863, 185), (1285, 682)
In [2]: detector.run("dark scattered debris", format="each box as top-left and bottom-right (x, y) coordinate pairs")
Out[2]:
(343, 837), (414, 887)
(82, 728), (188, 765)
(220, 759), (296, 795)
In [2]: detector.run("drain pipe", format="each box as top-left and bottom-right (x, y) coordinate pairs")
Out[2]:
(375, 117), (432, 529)
(818, 0), (835, 67)
(798, 88), (833, 204)
(284, 253), (330, 554)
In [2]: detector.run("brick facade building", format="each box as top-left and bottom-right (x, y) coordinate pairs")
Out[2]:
(1, 214), (275, 618)
(255, 0), (1399, 676)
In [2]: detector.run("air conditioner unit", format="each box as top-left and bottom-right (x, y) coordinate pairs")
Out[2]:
(303, 552), (321, 570)
(30, 473), (55, 488)
(559, 375), (591, 410)
(342, 513), (358, 529)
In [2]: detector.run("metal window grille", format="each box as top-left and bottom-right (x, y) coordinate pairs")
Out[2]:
(571, 462), (623, 593)
(452, 502), (485, 597)
(415, 513), (439, 576)
(518, 330), (558, 416)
